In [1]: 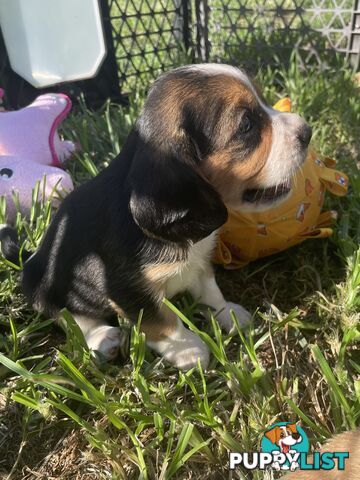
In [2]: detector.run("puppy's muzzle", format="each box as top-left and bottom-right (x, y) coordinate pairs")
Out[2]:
(292, 432), (301, 441)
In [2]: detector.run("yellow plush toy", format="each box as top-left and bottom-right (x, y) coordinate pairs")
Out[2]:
(214, 98), (349, 269)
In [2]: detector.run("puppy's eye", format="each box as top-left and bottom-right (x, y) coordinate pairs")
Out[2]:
(239, 114), (252, 134)
(280, 432), (285, 438)
(0, 168), (13, 179)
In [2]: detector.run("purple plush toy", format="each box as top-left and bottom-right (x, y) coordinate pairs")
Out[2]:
(0, 90), (75, 221)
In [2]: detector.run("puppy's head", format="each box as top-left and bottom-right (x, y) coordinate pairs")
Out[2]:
(265, 423), (302, 450)
(128, 64), (311, 243)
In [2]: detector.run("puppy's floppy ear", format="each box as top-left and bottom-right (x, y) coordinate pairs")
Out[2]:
(265, 427), (280, 445)
(128, 136), (227, 244)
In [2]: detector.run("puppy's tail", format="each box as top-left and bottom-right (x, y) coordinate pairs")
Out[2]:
(0, 225), (32, 266)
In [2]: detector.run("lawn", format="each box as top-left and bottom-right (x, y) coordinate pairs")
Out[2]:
(0, 56), (359, 479)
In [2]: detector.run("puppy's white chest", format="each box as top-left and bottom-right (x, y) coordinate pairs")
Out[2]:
(165, 232), (217, 298)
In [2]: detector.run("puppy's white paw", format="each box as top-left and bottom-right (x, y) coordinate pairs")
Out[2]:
(169, 339), (209, 370)
(86, 325), (125, 361)
(272, 462), (281, 471)
(217, 301), (252, 332)
(147, 321), (209, 370)
(290, 462), (299, 472)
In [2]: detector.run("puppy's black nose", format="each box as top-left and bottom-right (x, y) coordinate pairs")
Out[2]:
(297, 124), (312, 147)
(292, 432), (301, 440)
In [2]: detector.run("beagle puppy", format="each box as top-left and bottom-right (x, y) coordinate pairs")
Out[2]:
(0, 64), (312, 369)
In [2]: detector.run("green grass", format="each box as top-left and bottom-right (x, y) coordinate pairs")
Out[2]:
(0, 56), (359, 479)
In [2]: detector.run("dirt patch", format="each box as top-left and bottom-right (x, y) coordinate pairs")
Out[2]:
(0, 394), (111, 480)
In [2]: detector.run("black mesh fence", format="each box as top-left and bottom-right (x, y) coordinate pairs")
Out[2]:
(206, 0), (360, 74)
(1, 0), (359, 107)
(109, 0), (360, 91)
(108, 0), (192, 88)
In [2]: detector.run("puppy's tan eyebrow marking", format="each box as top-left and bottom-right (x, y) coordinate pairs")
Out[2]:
(208, 74), (257, 107)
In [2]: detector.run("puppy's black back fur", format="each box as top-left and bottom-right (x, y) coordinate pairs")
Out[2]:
(23, 130), (146, 319)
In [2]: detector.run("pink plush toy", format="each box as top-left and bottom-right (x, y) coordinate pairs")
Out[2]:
(0, 91), (75, 221)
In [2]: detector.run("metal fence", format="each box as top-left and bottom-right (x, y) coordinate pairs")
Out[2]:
(1, 0), (359, 107)
(208, 0), (360, 70)
(109, 0), (360, 93)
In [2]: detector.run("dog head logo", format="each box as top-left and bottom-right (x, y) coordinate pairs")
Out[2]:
(229, 422), (349, 473)
(265, 423), (302, 453)
(261, 422), (309, 471)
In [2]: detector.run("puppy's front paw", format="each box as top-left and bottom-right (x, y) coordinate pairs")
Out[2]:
(147, 326), (209, 371)
(290, 462), (299, 472)
(86, 326), (126, 361)
(171, 337), (209, 370)
(217, 302), (252, 332)
(272, 462), (281, 471)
